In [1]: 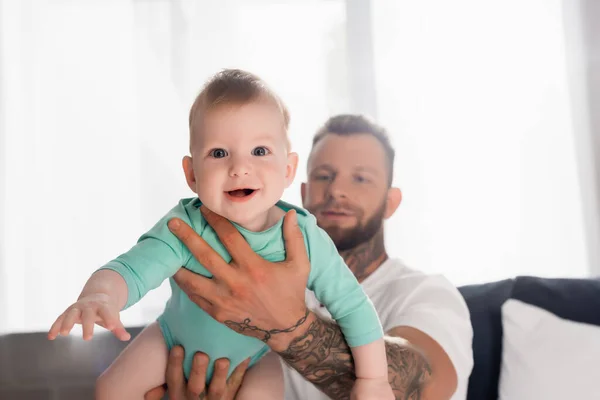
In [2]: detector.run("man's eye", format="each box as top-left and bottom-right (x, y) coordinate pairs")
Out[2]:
(251, 146), (270, 156)
(314, 174), (331, 181)
(210, 148), (228, 158)
(354, 175), (369, 183)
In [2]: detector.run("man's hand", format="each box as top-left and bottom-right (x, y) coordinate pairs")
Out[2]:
(167, 206), (315, 351)
(144, 346), (250, 400)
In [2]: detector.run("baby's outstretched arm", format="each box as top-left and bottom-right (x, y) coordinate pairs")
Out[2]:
(48, 202), (196, 343)
(48, 270), (130, 341)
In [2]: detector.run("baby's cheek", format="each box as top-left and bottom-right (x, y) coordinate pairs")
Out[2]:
(195, 175), (218, 201)
(264, 159), (288, 176)
(197, 166), (221, 185)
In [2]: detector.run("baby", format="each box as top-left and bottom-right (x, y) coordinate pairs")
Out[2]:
(48, 69), (394, 400)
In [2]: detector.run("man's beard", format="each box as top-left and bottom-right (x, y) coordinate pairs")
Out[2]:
(313, 201), (387, 252)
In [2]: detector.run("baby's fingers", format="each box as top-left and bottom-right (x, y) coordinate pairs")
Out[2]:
(48, 314), (65, 340)
(97, 305), (119, 331)
(112, 319), (131, 341)
(98, 306), (130, 341)
(81, 307), (96, 341)
(61, 307), (82, 336)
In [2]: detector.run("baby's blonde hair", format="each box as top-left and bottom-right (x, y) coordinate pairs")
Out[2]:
(188, 69), (290, 151)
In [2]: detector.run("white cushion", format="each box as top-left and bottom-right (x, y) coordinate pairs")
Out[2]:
(499, 299), (600, 400)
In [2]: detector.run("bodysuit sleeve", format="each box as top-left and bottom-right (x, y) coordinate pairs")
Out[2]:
(98, 200), (197, 310)
(302, 214), (383, 347)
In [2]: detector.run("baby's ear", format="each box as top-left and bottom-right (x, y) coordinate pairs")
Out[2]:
(285, 152), (299, 187)
(182, 156), (197, 193)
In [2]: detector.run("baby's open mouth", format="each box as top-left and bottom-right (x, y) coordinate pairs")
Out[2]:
(226, 188), (256, 198)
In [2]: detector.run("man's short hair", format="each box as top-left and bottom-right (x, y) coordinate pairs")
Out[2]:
(312, 114), (395, 186)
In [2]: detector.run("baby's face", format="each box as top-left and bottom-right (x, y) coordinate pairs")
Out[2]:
(186, 101), (296, 227)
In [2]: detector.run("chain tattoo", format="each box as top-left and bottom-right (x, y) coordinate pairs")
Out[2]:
(224, 309), (310, 343)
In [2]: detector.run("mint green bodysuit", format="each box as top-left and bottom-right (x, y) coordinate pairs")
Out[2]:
(100, 198), (383, 382)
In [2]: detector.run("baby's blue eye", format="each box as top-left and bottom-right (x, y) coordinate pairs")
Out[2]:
(210, 148), (228, 158)
(252, 146), (270, 156)
(354, 175), (367, 183)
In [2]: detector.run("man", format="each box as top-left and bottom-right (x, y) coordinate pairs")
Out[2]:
(147, 115), (473, 399)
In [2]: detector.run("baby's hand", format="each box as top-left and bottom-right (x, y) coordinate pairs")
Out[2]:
(48, 293), (130, 341)
(351, 377), (394, 400)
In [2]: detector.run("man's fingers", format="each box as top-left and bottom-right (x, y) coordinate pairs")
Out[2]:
(282, 210), (309, 266)
(208, 358), (229, 399)
(200, 206), (259, 267)
(189, 294), (215, 317)
(144, 385), (167, 400)
(168, 217), (230, 279)
(227, 358), (250, 392)
(173, 268), (219, 306)
(166, 346), (187, 400)
(187, 352), (208, 398)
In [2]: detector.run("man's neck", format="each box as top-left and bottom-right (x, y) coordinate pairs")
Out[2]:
(339, 228), (387, 283)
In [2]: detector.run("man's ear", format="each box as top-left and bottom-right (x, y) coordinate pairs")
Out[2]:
(285, 152), (299, 188)
(301, 182), (307, 206)
(384, 187), (402, 219)
(182, 156), (197, 193)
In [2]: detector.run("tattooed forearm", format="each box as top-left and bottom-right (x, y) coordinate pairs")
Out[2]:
(278, 317), (432, 400)
(278, 316), (355, 399)
(386, 336), (432, 400)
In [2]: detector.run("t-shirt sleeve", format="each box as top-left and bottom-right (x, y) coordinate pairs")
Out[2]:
(98, 201), (194, 310)
(303, 216), (383, 347)
(383, 274), (474, 398)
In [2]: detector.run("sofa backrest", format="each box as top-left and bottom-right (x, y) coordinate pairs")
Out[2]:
(0, 327), (144, 399)
(459, 276), (600, 400)
(459, 279), (515, 400)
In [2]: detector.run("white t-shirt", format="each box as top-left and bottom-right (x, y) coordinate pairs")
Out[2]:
(282, 258), (474, 400)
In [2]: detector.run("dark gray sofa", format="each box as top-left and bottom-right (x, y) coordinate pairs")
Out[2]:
(0, 327), (144, 399)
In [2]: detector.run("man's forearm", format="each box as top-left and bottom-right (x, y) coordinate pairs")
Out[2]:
(277, 315), (432, 400)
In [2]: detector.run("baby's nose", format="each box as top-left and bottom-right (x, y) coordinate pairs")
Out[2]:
(229, 161), (251, 177)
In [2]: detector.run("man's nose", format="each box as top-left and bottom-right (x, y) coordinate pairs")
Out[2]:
(327, 180), (348, 199)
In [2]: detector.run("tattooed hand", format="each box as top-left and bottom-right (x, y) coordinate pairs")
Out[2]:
(168, 206), (313, 351)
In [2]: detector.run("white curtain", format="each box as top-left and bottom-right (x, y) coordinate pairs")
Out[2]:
(373, 0), (593, 284)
